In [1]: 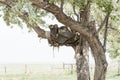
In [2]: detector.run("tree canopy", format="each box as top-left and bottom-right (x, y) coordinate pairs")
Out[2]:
(0, 0), (120, 80)
(0, 0), (119, 57)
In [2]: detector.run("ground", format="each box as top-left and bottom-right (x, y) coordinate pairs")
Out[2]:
(0, 64), (119, 80)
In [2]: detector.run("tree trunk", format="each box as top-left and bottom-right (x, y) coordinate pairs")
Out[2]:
(75, 47), (90, 80)
(73, 37), (90, 80)
(88, 37), (108, 80)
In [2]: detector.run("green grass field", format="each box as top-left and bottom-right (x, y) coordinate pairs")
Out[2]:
(0, 71), (119, 80)
(0, 71), (77, 80)
(0, 64), (119, 80)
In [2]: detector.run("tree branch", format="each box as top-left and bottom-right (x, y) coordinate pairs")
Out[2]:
(18, 13), (50, 39)
(0, 0), (15, 7)
(80, 1), (90, 24)
(0, 0), (90, 37)
(60, 0), (64, 12)
(109, 27), (120, 34)
(0, 0), (49, 39)
(103, 13), (110, 52)
(31, 25), (50, 39)
(73, 5), (79, 22)
(97, 13), (110, 33)
(30, 0), (90, 37)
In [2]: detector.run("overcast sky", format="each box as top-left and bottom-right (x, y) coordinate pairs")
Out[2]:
(0, 17), (76, 64)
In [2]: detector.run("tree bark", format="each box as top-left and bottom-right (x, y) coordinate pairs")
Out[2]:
(0, 1), (108, 80)
(87, 36), (108, 80)
(73, 2), (90, 80)
(73, 37), (90, 80)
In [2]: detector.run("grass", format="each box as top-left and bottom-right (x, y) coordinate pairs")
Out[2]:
(0, 71), (77, 80)
(106, 73), (120, 80)
(0, 64), (119, 80)
(0, 71), (119, 80)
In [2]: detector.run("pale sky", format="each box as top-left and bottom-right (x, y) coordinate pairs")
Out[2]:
(0, 17), (76, 64)
(0, 13), (112, 65)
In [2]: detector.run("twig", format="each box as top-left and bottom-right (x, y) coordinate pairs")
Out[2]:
(109, 27), (120, 34)
(103, 13), (110, 52)
(97, 13), (110, 33)
(60, 0), (64, 12)
(73, 5), (79, 22)
(117, 0), (119, 3)
(80, 2), (90, 23)
(0, 0), (11, 7)
(0, 0), (15, 7)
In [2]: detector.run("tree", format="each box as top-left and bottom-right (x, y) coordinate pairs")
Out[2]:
(106, 1), (120, 74)
(108, 28), (120, 74)
(0, 0), (119, 80)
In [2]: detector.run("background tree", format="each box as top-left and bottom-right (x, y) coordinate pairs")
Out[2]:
(0, 0), (120, 80)
(108, 24), (120, 74)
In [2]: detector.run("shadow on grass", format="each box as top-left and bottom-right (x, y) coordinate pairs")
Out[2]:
(109, 73), (120, 78)
(107, 72), (120, 78)
(113, 74), (120, 77)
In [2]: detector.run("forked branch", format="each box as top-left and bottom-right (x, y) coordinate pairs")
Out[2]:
(30, 0), (89, 37)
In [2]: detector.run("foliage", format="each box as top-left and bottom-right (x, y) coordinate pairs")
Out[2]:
(90, 0), (120, 59)
(96, 0), (114, 13)
(1, 0), (47, 29)
(0, 0), (120, 58)
(107, 0), (120, 59)
(108, 33), (120, 58)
